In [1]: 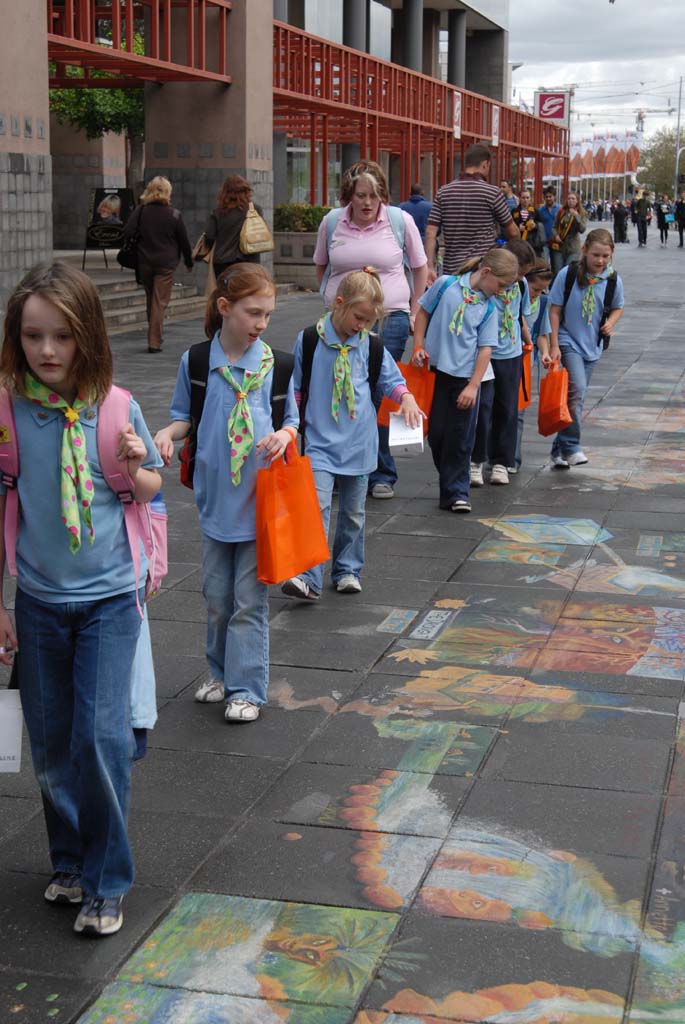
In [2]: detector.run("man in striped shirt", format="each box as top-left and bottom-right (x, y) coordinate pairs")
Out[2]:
(424, 143), (519, 283)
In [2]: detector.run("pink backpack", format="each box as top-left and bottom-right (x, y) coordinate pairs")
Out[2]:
(0, 385), (167, 617)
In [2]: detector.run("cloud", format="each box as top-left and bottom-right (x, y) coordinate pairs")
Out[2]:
(509, 0), (685, 64)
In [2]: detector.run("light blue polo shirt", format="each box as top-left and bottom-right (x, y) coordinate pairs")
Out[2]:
(419, 273), (497, 379)
(170, 335), (298, 543)
(491, 278), (531, 360)
(549, 266), (625, 362)
(525, 293), (552, 339)
(293, 315), (405, 476)
(0, 394), (162, 603)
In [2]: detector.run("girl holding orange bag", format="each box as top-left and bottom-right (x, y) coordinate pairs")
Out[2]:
(154, 265), (299, 723)
(411, 248), (519, 513)
(282, 269), (422, 601)
(547, 228), (624, 469)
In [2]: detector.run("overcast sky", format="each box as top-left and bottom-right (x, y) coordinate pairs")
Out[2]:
(508, 0), (685, 141)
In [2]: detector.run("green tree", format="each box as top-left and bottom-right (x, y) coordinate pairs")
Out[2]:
(50, 28), (145, 189)
(639, 126), (679, 196)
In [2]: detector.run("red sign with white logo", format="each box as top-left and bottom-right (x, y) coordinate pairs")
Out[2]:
(534, 91), (570, 127)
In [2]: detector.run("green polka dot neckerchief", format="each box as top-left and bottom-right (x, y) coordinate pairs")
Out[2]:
(218, 343), (274, 486)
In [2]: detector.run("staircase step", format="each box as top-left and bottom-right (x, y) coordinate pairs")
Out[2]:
(106, 296), (206, 331)
(98, 284), (199, 311)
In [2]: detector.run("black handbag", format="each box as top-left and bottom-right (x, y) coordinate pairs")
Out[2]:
(117, 206), (143, 272)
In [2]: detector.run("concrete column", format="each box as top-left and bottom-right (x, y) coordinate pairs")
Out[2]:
(447, 10), (466, 89)
(422, 9), (440, 79)
(465, 28), (509, 103)
(273, 0), (288, 21)
(343, 0), (368, 51)
(145, 0), (274, 268)
(0, 0), (52, 308)
(402, 0), (423, 73)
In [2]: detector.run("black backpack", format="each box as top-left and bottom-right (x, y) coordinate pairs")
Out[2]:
(562, 263), (618, 350)
(179, 340), (294, 488)
(298, 323), (385, 437)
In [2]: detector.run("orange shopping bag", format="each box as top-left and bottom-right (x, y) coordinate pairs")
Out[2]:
(518, 344), (533, 411)
(377, 362), (435, 436)
(256, 443), (330, 585)
(537, 360), (573, 436)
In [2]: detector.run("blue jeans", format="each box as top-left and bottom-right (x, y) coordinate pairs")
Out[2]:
(428, 371), (479, 506)
(15, 587), (142, 899)
(303, 470), (368, 593)
(551, 347), (595, 457)
(202, 536), (269, 705)
(369, 310), (410, 488)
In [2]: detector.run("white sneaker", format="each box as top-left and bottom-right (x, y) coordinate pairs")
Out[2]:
(450, 500), (472, 513)
(225, 700), (260, 723)
(551, 454), (570, 469)
(489, 464), (510, 486)
(506, 466), (519, 475)
(194, 677), (224, 703)
(370, 483), (394, 499)
(336, 574), (362, 593)
(470, 463), (484, 487)
(566, 451), (589, 466)
(281, 576), (320, 601)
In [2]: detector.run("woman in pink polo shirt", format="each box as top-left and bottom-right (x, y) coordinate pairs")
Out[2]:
(314, 160), (428, 499)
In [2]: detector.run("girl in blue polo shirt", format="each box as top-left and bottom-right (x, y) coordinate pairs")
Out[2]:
(155, 265), (298, 721)
(548, 228), (625, 468)
(412, 248), (519, 512)
(0, 261), (163, 938)
(282, 269), (422, 601)
(513, 258), (554, 470)
(471, 239), (536, 487)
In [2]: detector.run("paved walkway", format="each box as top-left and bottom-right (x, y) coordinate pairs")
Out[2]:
(2, 237), (685, 1024)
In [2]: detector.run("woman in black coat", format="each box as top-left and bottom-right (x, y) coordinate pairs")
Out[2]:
(124, 176), (193, 352)
(202, 175), (262, 281)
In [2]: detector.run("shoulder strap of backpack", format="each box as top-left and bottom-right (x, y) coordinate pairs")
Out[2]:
(603, 271), (618, 314)
(271, 347), (294, 431)
(298, 324), (320, 439)
(0, 388), (19, 577)
(367, 333), (384, 393)
(424, 274), (457, 316)
(188, 339), (212, 432)
(97, 385), (149, 618)
(560, 264), (578, 325)
(320, 209), (345, 296)
(387, 206), (413, 283)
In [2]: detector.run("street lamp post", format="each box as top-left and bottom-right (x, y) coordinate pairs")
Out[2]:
(674, 76), (683, 200)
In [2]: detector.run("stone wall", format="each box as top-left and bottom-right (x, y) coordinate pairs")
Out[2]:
(0, 152), (52, 310)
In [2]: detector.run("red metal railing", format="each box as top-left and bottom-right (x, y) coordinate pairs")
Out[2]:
(48, 0), (232, 87)
(273, 22), (569, 205)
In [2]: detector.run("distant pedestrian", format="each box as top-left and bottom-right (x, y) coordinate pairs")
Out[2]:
(611, 199), (629, 244)
(512, 188), (544, 252)
(123, 176), (193, 353)
(549, 193), (587, 278)
(201, 175), (264, 280)
(634, 190), (652, 247)
(537, 188), (561, 258)
(655, 195), (672, 246)
(400, 184), (433, 242)
(155, 265), (299, 722)
(547, 228), (625, 469)
(676, 191), (685, 247)
(425, 143), (518, 282)
(500, 179), (519, 214)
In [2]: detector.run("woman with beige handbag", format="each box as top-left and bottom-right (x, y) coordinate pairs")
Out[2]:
(199, 175), (271, 285)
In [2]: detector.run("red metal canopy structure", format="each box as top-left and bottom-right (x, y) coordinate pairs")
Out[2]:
(48, 0), (233, 88)
(273, 21), (569, 206)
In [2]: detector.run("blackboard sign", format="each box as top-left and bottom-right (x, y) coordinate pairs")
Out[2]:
(85, 188), (136, 248)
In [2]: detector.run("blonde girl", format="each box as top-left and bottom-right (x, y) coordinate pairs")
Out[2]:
(282, 268), (422, 599)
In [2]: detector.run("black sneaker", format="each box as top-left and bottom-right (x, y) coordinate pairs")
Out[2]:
(44, 871), (83, 905)
(73, 895), (124, 937)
